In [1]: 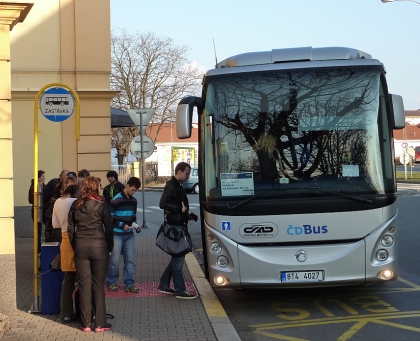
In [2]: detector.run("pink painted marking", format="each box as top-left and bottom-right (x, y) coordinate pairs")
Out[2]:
(105, 282), (198, 298)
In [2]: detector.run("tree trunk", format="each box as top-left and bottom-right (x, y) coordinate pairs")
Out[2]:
(117, 153), (125, 165)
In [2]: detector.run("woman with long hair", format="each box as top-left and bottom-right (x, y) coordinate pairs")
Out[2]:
(68, 176), (113, 332)
(51, 176), (79, 322)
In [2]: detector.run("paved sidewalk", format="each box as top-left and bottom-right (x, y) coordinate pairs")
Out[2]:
(4, 224), (240, 341)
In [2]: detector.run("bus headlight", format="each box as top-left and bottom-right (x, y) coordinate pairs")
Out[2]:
(217, 256), (229, 267)
(379, 269), (394, 280)
(376, 249), (389, 261)
(214, 276), (229, 286)
(381, 235), (394, 247)
(210, 242), (222, 254)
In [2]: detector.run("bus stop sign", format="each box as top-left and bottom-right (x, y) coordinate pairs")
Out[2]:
(39, 87), (75, 122)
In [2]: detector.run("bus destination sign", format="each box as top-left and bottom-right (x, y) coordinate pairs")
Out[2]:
(220, 172), (254, 197)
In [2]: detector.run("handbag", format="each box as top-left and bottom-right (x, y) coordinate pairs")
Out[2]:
(156, 221), (193, 257)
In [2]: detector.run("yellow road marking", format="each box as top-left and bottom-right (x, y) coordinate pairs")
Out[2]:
(246, 278), (420, 340)
(397, 276), (420, 289)
(250, 311), (420, 329)
(337, 320), (369, 341)
(251, 311), (420, 341)
(372, 318), (420, 333)
(313, 299), (334, 317)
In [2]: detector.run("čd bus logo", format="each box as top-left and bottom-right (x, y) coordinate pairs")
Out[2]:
(287, 224), (328, 235)
(240, 223), (278, 238)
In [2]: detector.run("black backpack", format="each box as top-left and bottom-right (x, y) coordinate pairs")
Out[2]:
(44, 199), (62, 242)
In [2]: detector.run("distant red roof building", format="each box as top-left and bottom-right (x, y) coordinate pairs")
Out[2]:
(393, 110), (420, 157)
(393, 123), (420, 141)
(393, 110), (420, 142)
(146, 122), (198, 144)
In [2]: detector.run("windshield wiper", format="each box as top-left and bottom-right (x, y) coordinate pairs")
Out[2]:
(321, 191), (373, 205)
(227, 186), (374, 211)
(227, 186), (320, 211)
(227, 192), (267, 211)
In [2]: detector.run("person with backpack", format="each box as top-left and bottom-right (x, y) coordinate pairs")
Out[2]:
(28, 170), (47, 255)
(103, 170), (125, 205)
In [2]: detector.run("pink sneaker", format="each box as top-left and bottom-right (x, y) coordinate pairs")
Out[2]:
(94, 323), (112, 332)
(80, 326), (91, 332)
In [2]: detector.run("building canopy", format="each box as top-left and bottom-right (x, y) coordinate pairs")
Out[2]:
(111, 107), (135, 127)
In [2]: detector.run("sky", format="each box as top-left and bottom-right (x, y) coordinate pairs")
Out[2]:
(111, 0), (420, 110)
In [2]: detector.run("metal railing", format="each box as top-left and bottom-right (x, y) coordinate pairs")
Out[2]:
(111, 164), (133, 185)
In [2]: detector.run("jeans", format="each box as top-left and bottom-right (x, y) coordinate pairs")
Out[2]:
(159, 225), (186, 295)
(106, 232), (136, 289)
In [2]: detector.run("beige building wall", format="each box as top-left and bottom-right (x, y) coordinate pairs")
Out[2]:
(0, 0), (116, 320)
(0, 0), (33, 320)
(11, 0), (117, 238)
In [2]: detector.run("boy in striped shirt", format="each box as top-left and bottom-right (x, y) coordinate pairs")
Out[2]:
(106, 177), (141, 292)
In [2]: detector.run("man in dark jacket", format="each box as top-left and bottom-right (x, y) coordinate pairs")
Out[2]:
(44, 169), (70, 203)
(158, 162), (197, 299)
(103, 170), (125, 205)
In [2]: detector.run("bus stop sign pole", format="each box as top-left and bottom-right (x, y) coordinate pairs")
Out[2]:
(127, 108), (155, 229)
(31, 83), (80, 313)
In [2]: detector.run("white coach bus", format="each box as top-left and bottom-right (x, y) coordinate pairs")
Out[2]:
(176, 46), (405, 288)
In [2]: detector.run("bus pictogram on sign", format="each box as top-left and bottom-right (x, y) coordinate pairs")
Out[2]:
(45, 96), (69, 106)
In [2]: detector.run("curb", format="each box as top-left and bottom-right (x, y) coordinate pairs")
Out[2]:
(142, 187), (164, 192)
(185, 253), (241, 341)
(397, 189), (418, 195)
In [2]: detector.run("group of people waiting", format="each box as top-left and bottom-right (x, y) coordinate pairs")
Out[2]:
(28, 161), (197, 332)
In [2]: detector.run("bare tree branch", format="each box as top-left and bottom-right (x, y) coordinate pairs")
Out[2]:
(110, 30), (203, 160)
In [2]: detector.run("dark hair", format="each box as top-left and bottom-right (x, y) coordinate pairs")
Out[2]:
(61, 176), (79, 197)
(175, 162), (191, 174)
(38, 170), (45, 179)
(78, 169), (90, 178)
(106, 170), (118, 181)
(74, 176), (101, 210)
(127, 177), (141, 189)
(53, 180), (63, 199)
(67, 171), (77, 178)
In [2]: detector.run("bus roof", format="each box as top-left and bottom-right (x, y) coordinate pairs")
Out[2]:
(216, 46), (372, 69)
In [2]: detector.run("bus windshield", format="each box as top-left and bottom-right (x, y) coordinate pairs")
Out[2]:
(202, 67), (395, 201)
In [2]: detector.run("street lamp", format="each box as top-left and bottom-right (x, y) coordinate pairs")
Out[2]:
(381, 0), (420, 4)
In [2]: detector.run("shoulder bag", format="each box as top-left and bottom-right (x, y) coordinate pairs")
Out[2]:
(156, 216), (193, 257)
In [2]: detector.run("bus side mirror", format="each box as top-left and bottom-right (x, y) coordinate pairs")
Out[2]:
(390, 94), (405, 129)
(176, 96), (204, 139)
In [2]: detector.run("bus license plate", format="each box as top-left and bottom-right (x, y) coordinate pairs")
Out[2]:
(281, 270), (324, 282)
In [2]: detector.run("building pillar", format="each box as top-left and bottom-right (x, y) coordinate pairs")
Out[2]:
(0, 2), (33, 322)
